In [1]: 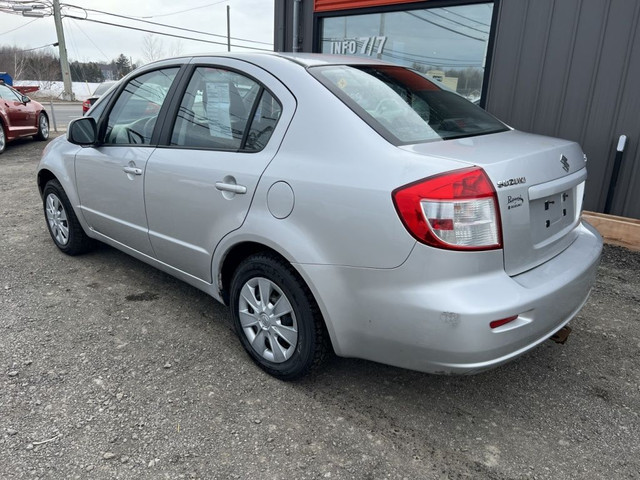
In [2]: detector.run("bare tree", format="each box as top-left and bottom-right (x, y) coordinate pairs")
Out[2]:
(167, 39), (184, 58)
(141, 34), (165, 64)
(13, 48), (27, 81)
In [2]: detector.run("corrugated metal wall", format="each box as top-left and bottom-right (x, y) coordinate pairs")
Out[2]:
(486, 0), (640, 219)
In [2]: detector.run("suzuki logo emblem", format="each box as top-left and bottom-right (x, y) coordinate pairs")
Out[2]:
(560, 155), (570, 172)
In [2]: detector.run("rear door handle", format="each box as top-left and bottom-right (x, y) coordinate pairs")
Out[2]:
(122, 166), (142, 176)
(215, 182), (247, 194)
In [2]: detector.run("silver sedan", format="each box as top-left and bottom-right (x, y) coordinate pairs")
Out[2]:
(37, 53), (602, 379)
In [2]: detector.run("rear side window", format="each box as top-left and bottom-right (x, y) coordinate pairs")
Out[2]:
(245, 91), (282, 151)
(170, 67), (281, 152)
(311, 65), (508, 145)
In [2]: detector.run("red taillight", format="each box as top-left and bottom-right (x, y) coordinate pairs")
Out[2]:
(82, 100), (91, 113)
(392, 167), (502, 250)
(490, 316), (518, 329)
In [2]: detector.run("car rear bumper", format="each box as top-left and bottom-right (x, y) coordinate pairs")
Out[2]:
(296, 221), (602, 374)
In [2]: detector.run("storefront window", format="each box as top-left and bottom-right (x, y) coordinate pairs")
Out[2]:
(320, 3), (494, 103)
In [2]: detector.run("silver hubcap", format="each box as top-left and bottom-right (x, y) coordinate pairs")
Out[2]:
(40, 115), (49, 138)
(0, 127), (5, 150)
(45, 193), (69, 245)
(238, 277), (298, 363)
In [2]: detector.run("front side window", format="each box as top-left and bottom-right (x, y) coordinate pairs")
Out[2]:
(105, 68), (178, 145)
(0, 85), (23, 102)
(311, 65), (507, 145)
(171, 67), (281, 151)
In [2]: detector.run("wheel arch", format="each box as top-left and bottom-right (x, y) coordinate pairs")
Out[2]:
(0, 114), (8, 141)
(217, 240), (336, 354)
(219, 241), (290, 305)
(37, 168), (58, 197)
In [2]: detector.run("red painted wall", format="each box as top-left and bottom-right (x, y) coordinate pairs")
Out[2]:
(315, 0), (425, 13)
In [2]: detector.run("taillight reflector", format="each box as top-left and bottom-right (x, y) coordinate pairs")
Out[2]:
(392, 167), (502, 251)
(490, 316), (518, 329)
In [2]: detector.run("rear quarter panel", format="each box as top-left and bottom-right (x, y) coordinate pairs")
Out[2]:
(220, 61), (468, 270)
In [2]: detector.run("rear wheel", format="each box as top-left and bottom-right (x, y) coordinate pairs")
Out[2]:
(230, 253), (327, 380)
(35, 113), (49, 140)
(43, 179), (93, 255)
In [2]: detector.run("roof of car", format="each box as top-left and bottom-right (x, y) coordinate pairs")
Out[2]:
(181, 51), (391, 68)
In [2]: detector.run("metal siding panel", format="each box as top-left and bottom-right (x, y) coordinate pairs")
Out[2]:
(485, 0), (529, 119)
(579, 0), (638, 212)
(607, 3), (640, 217)
(554, 0), (608, 143)
(506, 0), (554, 132)
(530, 0), (582, 137)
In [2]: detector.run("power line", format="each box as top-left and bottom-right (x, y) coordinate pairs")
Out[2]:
(0, 18), (39, 35)
(426, 10), (489, 35)
(68, 18), (110, 62)
(136, 0), (229, 19)
(405, 11), (487, 42)
(63, 14), (273, 51)
(15, 41), (57, 52)
(441, 7), (491, 27)
(62, 3), (273, 47)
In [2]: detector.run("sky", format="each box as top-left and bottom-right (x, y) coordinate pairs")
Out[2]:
(0, 0), (275, 66)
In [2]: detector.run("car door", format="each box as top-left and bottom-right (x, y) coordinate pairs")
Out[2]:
(74, 67), (180, 256)
(144, 59), (295, 282)
(0, 85), (30, 133)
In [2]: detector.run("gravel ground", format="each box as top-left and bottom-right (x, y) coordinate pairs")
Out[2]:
(1, 135), (639, 480)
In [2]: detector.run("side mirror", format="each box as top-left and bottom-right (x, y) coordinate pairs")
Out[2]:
(22, 95), (30, 104)
(67, 117), (98, 146)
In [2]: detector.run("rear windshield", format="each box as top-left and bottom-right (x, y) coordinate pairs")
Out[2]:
(310, 65), (508, 145)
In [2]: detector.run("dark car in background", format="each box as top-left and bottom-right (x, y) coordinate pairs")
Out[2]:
(0, 83), (49, 154)
(82, 81), (117, 115)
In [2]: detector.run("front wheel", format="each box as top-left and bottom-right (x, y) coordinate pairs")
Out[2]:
(35, 113), (49, 141)
(0, 122), (6, 154)
(43, 180), (93, 255)
(230, 254), (327, 380)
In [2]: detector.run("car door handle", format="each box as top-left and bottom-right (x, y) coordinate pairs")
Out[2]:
(122, 166), (142, 176)
(215, 182), (247, 194)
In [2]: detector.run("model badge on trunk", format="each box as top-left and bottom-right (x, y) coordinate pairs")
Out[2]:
(507, 195), (524, 210)
(561, 155), (570, 172)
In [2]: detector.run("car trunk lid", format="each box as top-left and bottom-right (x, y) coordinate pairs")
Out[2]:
(400, 130), (587, 276)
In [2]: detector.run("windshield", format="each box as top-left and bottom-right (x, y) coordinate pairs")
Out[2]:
(310, 65), (508, 145)
(93, 82), (116, 96)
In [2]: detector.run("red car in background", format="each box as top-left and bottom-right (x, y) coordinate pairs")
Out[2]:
(0, 83), (49, 154)
(81, 81), (117, 115)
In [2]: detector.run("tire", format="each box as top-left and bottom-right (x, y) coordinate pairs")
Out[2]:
(230, 253), (327, 380)
(35, 113), (49, 141)
(43, 179), (93, 255)
(0, 121), (6, 154)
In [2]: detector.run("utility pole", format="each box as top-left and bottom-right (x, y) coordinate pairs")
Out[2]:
(226, 5), (231, 52)
(52, 0), (74, 101)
